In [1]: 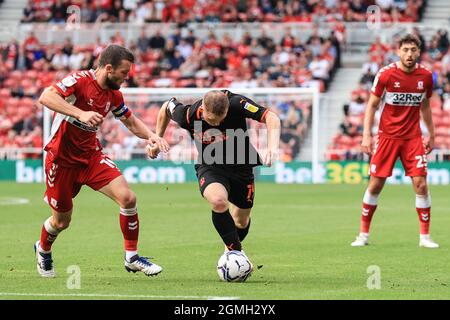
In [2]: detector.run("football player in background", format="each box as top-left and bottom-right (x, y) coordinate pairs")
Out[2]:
(351, 34), (439, 248)
(35, 44), (170, 277)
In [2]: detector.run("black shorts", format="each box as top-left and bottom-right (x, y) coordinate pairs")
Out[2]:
(195, 165), (255, 209)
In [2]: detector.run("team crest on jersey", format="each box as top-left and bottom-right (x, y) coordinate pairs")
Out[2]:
(198, 129), (228, 144)
(417, 81), (424, 90)
(87, 98), (94, 106)
(105, 101), (111, 113)
(394, 82), (401, 88)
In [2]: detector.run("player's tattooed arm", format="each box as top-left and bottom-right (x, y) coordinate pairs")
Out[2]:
(263, 110), (281, 167)
(39, 86), (103, 127)
(421, 97), (434, 154)
(361, 93), (381, 155)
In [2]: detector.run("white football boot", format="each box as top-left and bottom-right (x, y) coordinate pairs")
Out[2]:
(124, 255), (163, 276)
(34, 240), (56, 278)
(351, 233), (369, 247)
(419, 235), (439, 248)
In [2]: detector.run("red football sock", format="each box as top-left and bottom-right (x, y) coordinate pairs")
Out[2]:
(360, 203), (377, 234)
(120, 207), (139, 251)
(416, 207), (430, 235)
(40, 217), (59, 252)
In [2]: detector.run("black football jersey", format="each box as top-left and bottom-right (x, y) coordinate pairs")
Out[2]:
(167, 90), (269, 167)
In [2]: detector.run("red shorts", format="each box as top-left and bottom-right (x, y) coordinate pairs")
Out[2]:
(44, 152), (122, 212)
(369, 136), (427, 178)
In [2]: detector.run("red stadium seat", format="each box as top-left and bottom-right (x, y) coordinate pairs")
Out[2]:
(436, 126), (449, 137)
(25, 70), (38, 79)
(0, 88), (11, 99)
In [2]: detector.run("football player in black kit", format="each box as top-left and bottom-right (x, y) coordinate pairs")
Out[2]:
(148, 90), (280, 268)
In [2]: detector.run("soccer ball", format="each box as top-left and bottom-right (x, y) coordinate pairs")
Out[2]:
(217, 250), (253, 282)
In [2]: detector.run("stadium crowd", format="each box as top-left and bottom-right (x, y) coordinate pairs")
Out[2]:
(0, 25), (339, 159)
(327, 28), (450, 160)
(22, 0), (426, 24)
(1, 0), (435, 161)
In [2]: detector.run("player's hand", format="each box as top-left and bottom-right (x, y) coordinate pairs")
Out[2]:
(361, 135), (372, 155)
(146, 144), (160, 159)
(78, 111), (104, 127)
(148, 134), (170, 153)
(264, 149), (279, 167)
(424, 136), (434, 154)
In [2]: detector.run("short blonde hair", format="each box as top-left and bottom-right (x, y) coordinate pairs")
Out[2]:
(203, 90), (229, 116)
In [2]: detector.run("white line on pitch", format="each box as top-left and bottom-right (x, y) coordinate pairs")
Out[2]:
(0, 197), (30, 205)
(0, 292), (239, 300)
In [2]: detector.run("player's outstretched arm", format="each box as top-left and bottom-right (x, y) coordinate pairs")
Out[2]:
(145, 100), (172, 159)
(156, 100), (171, 138)
(420, 97), (435, 154)
(121, 114), (170, 155)
(361, 93), (381, 155)
(263, 110), (281, 167)
(39, 86), (104, 127)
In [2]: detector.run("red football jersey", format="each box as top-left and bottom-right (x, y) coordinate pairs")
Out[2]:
(45, 69), (132, 166)
(371, 61), (433, 139)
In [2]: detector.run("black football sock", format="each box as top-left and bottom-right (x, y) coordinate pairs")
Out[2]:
(236, 218), (251, 242)
(212, 209), (242, 251)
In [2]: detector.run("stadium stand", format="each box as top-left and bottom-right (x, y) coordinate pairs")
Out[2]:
(0, 23), (340, 159)
(0, 0), (440, 161)
(21, 0), (426, 24)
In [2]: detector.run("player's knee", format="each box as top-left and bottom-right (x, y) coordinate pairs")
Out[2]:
(234, 217), (250, 229)
(210, 197), (228, 212)
(414, 181), (428, 195)
(53, 218), (71, 231)
(119, 190), (136, 208)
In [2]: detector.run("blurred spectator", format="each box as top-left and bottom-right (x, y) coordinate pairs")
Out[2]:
(340, 116), (362, 137)
(68, 46), (85, 70)
(21, 0), (36, 23)
(280, 105), (305, 159)
(149, 30), (166, 50)
(137, 28), (150, 53)
(51, 47), (69, 70)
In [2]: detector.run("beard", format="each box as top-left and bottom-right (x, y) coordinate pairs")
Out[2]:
(402, 57), (416, 68)
(105, 75), (121, 90)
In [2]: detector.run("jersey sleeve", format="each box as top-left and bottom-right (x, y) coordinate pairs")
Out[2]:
(371, 68), (389, 98)
(166, 97), (190, 129)
(230, 93), (269, 123)
(52, 72), (85, 98)
(111, 90), (132, 120)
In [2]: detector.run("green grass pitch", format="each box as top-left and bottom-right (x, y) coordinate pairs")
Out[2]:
(0, 181), (449, 300)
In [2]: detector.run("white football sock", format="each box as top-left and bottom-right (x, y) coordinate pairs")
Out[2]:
(126, 250), (138, 261)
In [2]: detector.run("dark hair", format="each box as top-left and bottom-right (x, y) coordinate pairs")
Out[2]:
(398, 34), (421, 49)
(203, 90), (229, 116)
(98, 44), (135, 69)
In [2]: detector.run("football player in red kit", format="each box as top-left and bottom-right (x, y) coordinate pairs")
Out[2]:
(35, 45), (170, 277)
(351, 34), (439, 248)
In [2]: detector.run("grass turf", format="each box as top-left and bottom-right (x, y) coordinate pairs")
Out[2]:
(0, 182), (449, 300)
